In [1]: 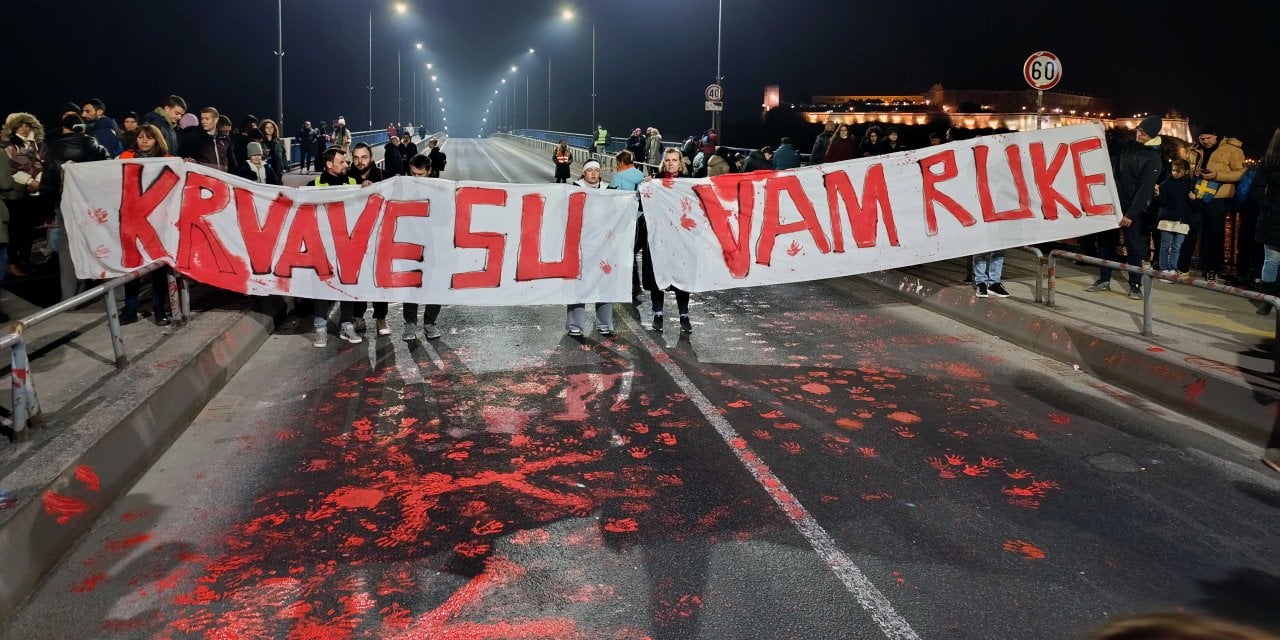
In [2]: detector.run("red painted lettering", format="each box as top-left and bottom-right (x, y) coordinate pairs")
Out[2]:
(823, 166), (898, 251)
(516, 192), (584, 281)
(1029, 142), (1081, 220)
(118, 163), (178, 268)
(693, 181), (755, 279)
(974, 144), (1033, 222)
(919, 149), (976, 235)
(452, 187), (507, 289)
(376, 200), (429, 288)
(273, 204), (333, 278)
(176, 172), (239, 275)
(756, 175), (830, 266)
(234, 188), (292, 275)
(1070, 138), (1114, 216)
(326, 194), (385, 285)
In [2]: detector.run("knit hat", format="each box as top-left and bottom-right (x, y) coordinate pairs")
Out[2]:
(246, 141), (264, 158)
(583, 159), (602, 171)
(1138, 116), (1162, 138)
(1197, 123), (1218, 137)
(179, 112), (199, 129)
(61, 101), (81, 116)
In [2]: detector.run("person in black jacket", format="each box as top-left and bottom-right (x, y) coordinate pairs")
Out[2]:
(383, 137), (404, 176)
(426, 138), (446, 177)
(1153, 159), (1196, 273)
(1251, 126), (1280, 317)
(180, 107), (234, 173)
(44, 114), (110, 300)
(1086, 116), (1163, 299)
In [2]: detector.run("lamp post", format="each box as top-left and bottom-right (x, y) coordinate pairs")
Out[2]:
(712, 0), (723, 137)
(274, 0), (285, 132)
(562, 9), (594, 134)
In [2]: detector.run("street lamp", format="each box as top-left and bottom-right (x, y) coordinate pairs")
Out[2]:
(561, 9), (595, 136)
(398, 41), (423, 125)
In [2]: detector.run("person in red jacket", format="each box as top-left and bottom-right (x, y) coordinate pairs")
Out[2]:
(824, 124), (857, 162)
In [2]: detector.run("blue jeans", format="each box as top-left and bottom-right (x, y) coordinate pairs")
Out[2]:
(973, 251), (1004, 285)
(1158, 230), (1185, 272)
(1263, 243), (1280, 284)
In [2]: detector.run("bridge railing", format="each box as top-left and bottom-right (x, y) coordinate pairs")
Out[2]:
(284, 129), (443, 170)
(1046, 250), (1280, 372)
(1, 261), (190, 440)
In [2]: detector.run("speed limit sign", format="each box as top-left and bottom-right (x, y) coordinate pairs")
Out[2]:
(1023, 51), (1062, 90)
(705, 84), (723, 102)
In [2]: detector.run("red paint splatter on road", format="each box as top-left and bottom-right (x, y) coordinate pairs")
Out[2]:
(887, 411), (921, 424)
(43, 491), (90, 525)
(1003, 539), (1046, 559)
(604, 517), (639, 533)
(75, 465), (101, 492)
(71, 572), (107, 593)
(836, 418), (863, 431)
(801, 382), (831, 395)
(106, 534), (152, 553)
(328, 487), (387, 510)
(943, 362), (984, 380)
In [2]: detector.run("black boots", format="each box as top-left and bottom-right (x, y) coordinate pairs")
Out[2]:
(1252, 281), (1277, 316)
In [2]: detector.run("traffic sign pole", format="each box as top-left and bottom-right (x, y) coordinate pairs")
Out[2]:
(1023, 51), (1062, 131)
(1037, 90), (1043, 130)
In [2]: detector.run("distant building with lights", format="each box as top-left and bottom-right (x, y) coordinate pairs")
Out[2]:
(771, 83), (1190, 141)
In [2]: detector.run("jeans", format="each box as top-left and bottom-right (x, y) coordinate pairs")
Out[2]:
(1100, 223), (1144, 285)
(973, 250), (1004, 285)
(1263, 244), (1280, 284)
(403, 303), (441, 325)
(1158, 230), (1185, 272)
(566, 303), (613, 331)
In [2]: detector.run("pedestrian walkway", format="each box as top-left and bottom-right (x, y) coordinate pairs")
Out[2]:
(856, 248), (1280, 448)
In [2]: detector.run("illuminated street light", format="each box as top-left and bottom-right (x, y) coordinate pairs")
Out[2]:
(511, 65), (518, 73)
(562, 8), (573, 20)
(395, 2), (407, 13)
(415, 42), (423, 49)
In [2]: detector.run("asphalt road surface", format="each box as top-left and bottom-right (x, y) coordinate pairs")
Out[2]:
(6, 138), (1279, 640)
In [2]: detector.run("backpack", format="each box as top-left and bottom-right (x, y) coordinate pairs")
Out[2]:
(1236, 165), (1257, 202)
(680, 136), (697, 160)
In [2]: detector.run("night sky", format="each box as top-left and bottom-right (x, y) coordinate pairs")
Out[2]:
(6, 0), (1276, 152)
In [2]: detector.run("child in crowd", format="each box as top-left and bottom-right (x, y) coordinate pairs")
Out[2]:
(1154, 158), (1196, 274)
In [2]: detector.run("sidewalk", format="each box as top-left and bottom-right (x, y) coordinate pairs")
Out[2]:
(854, 249), (1280, 449)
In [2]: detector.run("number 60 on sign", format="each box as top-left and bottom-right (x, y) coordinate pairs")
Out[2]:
(1023, 51), (1062, 91)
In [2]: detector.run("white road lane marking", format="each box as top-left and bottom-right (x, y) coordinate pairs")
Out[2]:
(617, 313), (921, 640)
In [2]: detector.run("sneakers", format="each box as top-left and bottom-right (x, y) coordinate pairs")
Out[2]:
(1085, 280), (1111, 293)
(1128, 287), (1143, 300)
(119, 309), (139, 325)
(155, 314), (172, 327)
(1205, 271), (1218, 283)
(313, 326), (328, 348)
(423, 323), (442, 339)
(679, 315), (693, 333)
(598, 326), (613, 336)
(403, 322), (418, 341)
(987, 283), (1011, 298)
(568, 326), (584, 336)
(652, 314), (664, 331)
(353, 317), (367, 333)
(974, 282), (988, 298)
(340, 322), (363, 344)
(376, 319), (391, 335)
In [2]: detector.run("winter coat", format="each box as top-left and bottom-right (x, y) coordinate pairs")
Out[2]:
(574, 176), (608, 189)
(553, 147), (572, 180)
(1155, 176), (1198, 226)
(4, 136), (47, 200)
(141, 108), (180, 156)
(741, 150), (771, 173)
(383, 143), (404, 176)
(611, 166), (645, 192)
(0, 151), (12, 244)
(86, 115), (123, 157)
(810, 131), (832, 166)
(1112, 139), (1162, 220)
(262, 137), (288, 175)
(42, 133), (111, 204)
(332, 126), (351, 152)
(1196, 137), (1247, 199)
(626, 135), (646, 162)
(181, 128), (233, 173)
(236, 159), (282, 186)
(349, 163), (384, 185)
(707, 153), (730, 177)
(825, 136), (857, 163)
(1252, 164), (1280, 246)
(645, 134), (663, 166)
(772, 144), (799, 169)
(428, 148), (446, 177)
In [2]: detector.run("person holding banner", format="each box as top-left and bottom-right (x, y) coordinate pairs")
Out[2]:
(118, 125), (175, 325)
(565, 159), (614, 336)
(642, 148), (693, 333)
(347, 143), (391, 335)
(1087, 117), (1162, 300)
(309, 147), (361, 347)
(400, 154), (445, 341)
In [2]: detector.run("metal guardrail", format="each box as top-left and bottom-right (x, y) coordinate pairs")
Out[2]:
(1047, 250), (1280, 371)
(1016, 246), (1046, 304)
(1, 261), (188, 440)
(285, 129), (443, 170)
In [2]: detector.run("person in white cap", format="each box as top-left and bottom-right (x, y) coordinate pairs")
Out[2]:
(565, 159), (614, 337)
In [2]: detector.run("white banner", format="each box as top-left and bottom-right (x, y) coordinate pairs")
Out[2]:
(641, 123), (1122, 291)
(62, 159), (638, 305)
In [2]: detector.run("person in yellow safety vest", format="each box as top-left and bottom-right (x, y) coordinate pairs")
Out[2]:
(594, 124), (608, 156)
(309, 146), (360, 348)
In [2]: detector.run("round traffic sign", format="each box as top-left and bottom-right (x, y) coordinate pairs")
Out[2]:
(705, 84), (723, 102)
(1023, 51), (1062, 90)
